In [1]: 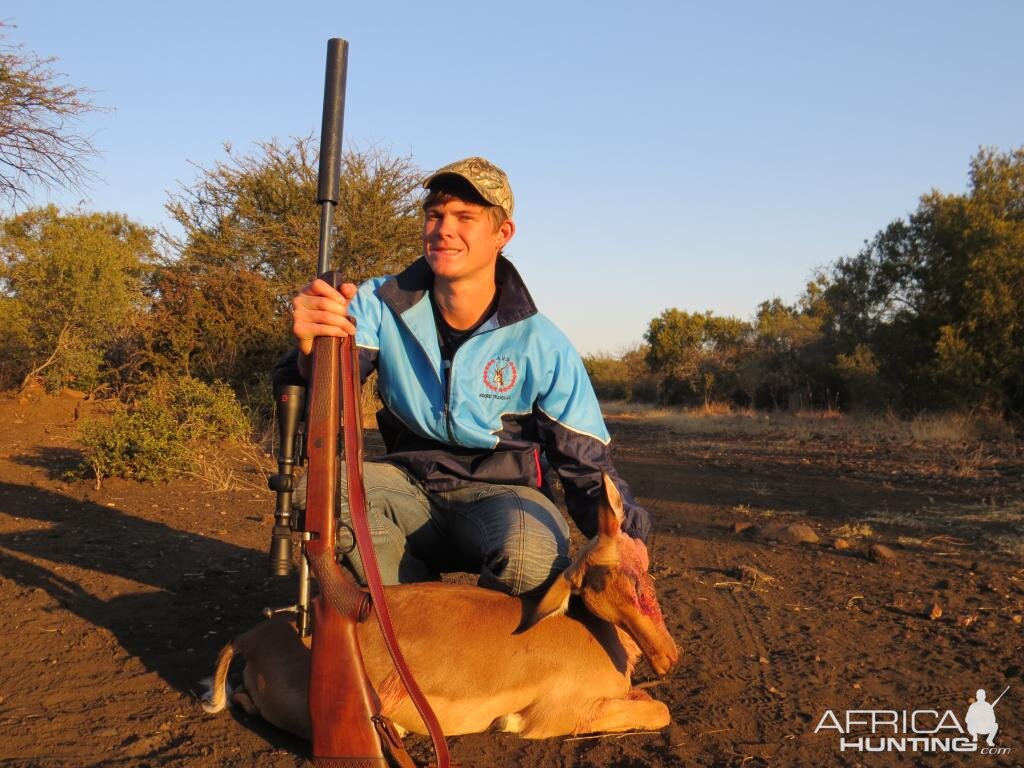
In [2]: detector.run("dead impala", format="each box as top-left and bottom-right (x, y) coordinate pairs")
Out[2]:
(202, 475), (679, 739)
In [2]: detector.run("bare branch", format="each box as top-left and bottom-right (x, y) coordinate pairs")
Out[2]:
(0, 22), (107, 208)
(19, 319), (72, 390)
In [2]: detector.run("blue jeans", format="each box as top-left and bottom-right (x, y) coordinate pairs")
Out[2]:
(304, 461), (571, 596)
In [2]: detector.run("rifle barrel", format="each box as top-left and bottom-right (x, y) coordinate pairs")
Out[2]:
(316, 38), (348, 276)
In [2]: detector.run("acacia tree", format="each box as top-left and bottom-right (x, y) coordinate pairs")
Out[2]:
(165, 138), (423, 291)
(0, 23), (103, 207)
(156, 139), (423, 392)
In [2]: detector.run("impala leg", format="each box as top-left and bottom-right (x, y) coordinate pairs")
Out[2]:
(580, 691), (671, 734)
(231, 689), (259, 716)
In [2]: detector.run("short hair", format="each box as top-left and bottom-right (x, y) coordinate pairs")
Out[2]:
(422, 176), (508, 233)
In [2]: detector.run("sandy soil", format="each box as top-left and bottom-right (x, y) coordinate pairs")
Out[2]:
(0, 390), (1021, 767)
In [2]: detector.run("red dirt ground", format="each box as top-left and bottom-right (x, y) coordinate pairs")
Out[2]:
(0, 390), (1021, 767)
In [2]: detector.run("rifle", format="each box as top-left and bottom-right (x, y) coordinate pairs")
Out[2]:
(299, 36), (388, 768)
(302, 38), (448, 768)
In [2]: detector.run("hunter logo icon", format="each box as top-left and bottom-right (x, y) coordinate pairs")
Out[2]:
(483, 356), (517, 394)
(966, 686), (1007, 747)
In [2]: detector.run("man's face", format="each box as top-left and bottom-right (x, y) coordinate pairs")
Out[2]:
(422, 197), (514, 284)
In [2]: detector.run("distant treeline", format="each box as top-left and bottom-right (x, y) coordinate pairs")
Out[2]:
(586, 147), (1023, 423)
(1, 144), (1021, 426)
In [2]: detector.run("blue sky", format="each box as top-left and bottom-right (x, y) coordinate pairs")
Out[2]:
(6, 1), (1023, 354)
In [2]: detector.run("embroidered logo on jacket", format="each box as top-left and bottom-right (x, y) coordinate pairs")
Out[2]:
(481, 356), (517, 399)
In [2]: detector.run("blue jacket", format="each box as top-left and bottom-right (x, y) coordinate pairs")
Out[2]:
(277, 256), (651, 542)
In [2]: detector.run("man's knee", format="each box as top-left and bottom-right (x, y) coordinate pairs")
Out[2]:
(481, 548), (568, 596)
(339, 462), (411, 505)
(479, 498), (571, 595)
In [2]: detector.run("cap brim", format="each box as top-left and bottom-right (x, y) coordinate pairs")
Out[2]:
(423, 171), (495, 206)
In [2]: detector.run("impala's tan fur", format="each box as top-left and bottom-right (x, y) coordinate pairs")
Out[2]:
(202, 475), (679, 739)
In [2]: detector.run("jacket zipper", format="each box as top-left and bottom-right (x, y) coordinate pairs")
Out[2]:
(392, 309), (447, 428)
(443, 346), (458, 443)
(396, 300), (500, 447)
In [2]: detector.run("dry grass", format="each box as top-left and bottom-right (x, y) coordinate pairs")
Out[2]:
(989, 535), (1024, 559)
(942, 443), (992, 478)
(600, 401), (1016, 447)
(184, 438), (274, 493)
(908, 412), (1012, 443)
(601, 402), (775, 437)
(830, 522), (875, 539)
(865, 500), (1024, 558)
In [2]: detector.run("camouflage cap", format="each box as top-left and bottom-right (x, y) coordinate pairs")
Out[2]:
(423, 156), (514, 218)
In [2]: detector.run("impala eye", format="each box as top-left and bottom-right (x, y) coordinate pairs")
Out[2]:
(584, 566), (609, 593)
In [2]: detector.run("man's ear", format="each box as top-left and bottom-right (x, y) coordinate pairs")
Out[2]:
(496, 218), (515, 250)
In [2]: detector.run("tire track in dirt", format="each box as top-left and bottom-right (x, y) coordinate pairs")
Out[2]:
(638, 490), (800, 767)
(642, 488), (872, 767)
(693, 532), (796, 765)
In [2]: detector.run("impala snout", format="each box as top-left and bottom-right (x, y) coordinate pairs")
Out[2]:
(645, 630), (680, 675)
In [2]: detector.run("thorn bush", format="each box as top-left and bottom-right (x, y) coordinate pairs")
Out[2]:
(77, 377), (250, 483)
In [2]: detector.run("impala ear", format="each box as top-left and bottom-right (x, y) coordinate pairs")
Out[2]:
(516, 569), (577, 633)
(597, 474), (625, 539)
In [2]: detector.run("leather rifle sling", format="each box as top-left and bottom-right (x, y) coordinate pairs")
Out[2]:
(340, 330), (451, 768)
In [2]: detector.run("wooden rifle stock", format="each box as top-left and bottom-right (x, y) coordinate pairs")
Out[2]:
(304, 329), (389, 766)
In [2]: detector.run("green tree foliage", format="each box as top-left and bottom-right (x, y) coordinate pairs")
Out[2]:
(834, 343), (882, 409)
(822, 146), (1024, 417)
(742, 295), (831, 409)
(644, 309), (751, 406)
(146, 263), (285, 386)
(0, 23), (104, 206)
(0, 206), (155, 391)
(583, 344), (657, 402)
(933, 149), (1024, 415)
(156, 139), (423, 394)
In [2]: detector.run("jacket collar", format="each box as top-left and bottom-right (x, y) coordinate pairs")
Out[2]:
(377, 255), (538, 328)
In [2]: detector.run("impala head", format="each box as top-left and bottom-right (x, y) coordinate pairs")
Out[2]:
(522, 475), (679, 675)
